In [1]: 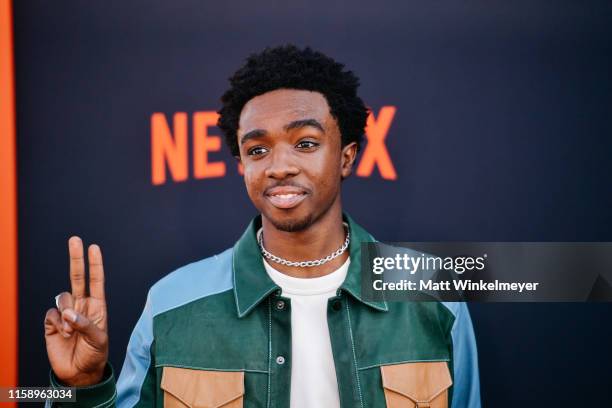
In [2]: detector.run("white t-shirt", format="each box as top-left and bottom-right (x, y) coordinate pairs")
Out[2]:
(263, 257), (349, 408)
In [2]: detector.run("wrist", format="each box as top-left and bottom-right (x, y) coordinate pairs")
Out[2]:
(60, 364), (107, 387)
(50, 364), (117, 408)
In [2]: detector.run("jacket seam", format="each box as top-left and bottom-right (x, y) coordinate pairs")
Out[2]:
(154, 285), (234, 319)
(239, 287), (277, 318)
(450, 302), (463, 336)
(91, 390), (117, 408)
(448, 304), (460, 408)
(342, 285), (388, 312)
(358, 358), (451, 371)
(345, 300), (364, 408)
(154, 363), (268, 374)
(232, 250), (242, 316)
(267, 298), (272, 408)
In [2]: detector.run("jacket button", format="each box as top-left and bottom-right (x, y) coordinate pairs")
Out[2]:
(276, 356), (285, 365)
(332, 300), (342, 311)
(276, 300), (285, 310)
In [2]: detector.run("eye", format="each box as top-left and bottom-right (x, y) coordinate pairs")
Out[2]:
(247, 146), (269, 156)
(296, 140), (319, 150)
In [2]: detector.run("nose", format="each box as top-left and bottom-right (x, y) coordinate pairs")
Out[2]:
(264, 146), (300, 180)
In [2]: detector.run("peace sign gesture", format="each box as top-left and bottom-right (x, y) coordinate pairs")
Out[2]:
(44, 236), (109, 386)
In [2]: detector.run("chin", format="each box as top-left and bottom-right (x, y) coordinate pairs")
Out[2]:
(266, 212), (314, 232)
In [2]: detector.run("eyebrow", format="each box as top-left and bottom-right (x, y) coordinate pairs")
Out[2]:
(284, 119), (324, 133)
(239, 118), (325, 146)
(240, 129), (266, 145)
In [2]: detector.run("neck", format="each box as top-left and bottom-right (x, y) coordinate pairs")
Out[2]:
(260, 205), (349, 278)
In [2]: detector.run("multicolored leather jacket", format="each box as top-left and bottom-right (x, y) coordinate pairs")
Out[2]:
(50, 214), (481, 407)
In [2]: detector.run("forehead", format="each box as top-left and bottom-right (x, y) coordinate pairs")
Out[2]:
(238, 89), (332, 135)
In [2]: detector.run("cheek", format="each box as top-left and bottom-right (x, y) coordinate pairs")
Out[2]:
(311, 159), (342, 197)
(322, 151), (344, 181)
(243, 165), (261, 198)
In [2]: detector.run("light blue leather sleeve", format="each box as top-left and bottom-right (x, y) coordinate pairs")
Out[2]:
(442, 302), (481, 408)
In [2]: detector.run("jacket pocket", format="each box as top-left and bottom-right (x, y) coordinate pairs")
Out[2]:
(380, 361), (452, 408)
(160, 366), (244, 408)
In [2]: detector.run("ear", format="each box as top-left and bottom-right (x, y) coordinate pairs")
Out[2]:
(340, 142), (358, 179)
(235, 155), (244, 176)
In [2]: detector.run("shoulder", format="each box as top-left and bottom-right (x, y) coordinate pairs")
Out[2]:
(440, 302), (475, 337)
(147, 247), (234, 317)
(440, 301), (465, 319)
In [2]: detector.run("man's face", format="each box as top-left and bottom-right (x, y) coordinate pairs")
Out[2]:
(237, 89), (356, 232)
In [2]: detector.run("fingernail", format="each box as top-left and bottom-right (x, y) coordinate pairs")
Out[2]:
(62, 322), (71, 332)
(62, 331), (71, 338)
(64, 309), (77, 322)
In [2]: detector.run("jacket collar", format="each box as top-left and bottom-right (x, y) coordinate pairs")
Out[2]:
(232, 213), (388, 318)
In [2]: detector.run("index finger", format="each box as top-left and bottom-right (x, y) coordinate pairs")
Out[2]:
(68, 236), (86, 298)
(88, 244), (105, 300)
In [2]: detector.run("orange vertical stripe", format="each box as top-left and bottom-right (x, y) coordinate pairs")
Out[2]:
(0, 0), (18, 395)
(193, 111), (226, 179)
(151, 112), (189, 185)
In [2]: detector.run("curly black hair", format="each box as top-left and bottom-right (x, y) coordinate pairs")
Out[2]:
(218, 45), (369, 157)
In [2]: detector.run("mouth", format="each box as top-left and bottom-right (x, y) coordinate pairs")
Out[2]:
(265, 187), (309, 209)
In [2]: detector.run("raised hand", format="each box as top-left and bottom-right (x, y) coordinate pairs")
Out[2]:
(44, 236), (109, 386)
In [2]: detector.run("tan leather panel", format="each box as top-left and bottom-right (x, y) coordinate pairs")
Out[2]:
(161, 366), (244, 408)
(381, 361), (452, 408)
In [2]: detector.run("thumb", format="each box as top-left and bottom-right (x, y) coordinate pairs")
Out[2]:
(62, 308), (106, 347)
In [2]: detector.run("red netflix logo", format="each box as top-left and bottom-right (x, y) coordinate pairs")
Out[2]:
(151, 107), (398, 185)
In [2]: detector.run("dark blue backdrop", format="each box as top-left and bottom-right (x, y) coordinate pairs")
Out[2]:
(14, 1), (612, 406)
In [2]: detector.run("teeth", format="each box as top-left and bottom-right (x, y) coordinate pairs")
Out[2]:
(277, 194), (297, 199)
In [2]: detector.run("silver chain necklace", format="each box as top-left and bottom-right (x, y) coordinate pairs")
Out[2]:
(257, 223), (350, 267)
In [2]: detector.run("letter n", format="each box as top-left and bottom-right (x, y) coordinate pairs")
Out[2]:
(151, 113), (188, 185)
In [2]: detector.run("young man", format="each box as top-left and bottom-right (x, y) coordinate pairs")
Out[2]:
(45, 45), (481, 407)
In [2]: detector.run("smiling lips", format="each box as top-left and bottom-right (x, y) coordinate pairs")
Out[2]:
(265, 187), (308, 209)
